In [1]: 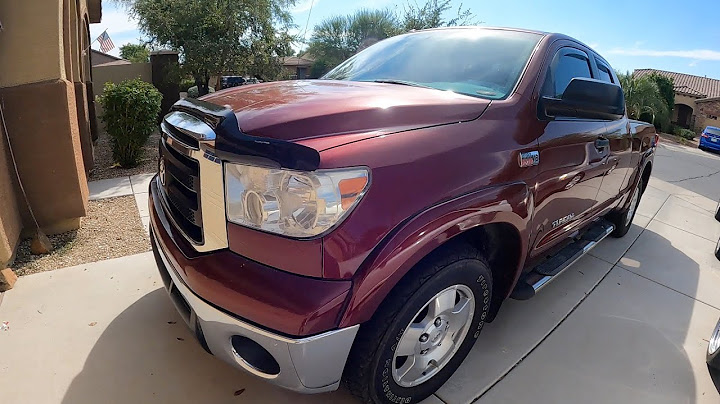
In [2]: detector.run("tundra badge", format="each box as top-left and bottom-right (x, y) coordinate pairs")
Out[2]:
(519, 151), (539, 168)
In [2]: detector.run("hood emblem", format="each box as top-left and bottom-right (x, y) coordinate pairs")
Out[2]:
(519, 151), (539, 168)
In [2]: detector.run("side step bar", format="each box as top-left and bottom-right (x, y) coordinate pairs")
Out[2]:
(511, 219), (615, 300)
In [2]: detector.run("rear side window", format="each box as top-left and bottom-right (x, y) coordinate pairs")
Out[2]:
(597, 62), (614, 83)
(542, 48), (592, 98)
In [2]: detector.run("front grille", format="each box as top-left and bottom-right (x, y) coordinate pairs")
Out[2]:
(159, 127), (203, 243)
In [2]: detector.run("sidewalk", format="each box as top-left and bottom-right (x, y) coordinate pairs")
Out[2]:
(87, 173), (154, 234)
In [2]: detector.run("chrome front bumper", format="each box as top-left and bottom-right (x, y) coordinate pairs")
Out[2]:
(151, 226), (359, 393)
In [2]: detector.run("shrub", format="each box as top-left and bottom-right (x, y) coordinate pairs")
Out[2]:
(676, 128), (696, 140)
(179, 77), (195, 93)
(99, 79), (162, 167)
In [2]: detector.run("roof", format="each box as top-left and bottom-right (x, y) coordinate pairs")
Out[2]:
(634, 68), (720, 99)
(90, 49), (124, 61)
(94, 60), (132, 67)
(280, 56), (314, 67)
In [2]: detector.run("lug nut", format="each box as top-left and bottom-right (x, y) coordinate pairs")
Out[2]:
(419, 333), (429, 342)
(434, 317), (442, 327)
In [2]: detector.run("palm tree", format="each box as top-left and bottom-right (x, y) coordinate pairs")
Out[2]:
(617, 71), (670, 128)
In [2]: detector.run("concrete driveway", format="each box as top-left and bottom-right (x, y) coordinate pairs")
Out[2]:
(1, 142), (719, 404)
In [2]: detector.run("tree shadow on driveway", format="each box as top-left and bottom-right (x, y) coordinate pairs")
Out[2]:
(60, 288), (357, 404)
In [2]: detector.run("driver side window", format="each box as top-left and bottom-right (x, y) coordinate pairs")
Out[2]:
(542, 48), (592, 98)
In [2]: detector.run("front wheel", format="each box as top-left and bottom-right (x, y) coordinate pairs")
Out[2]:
(343, 242), (492, 404)
(608, 177), (644, 238)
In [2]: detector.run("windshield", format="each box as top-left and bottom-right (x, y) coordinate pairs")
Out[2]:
(705, 127), (720, 136)
(322, 29), (542, 100)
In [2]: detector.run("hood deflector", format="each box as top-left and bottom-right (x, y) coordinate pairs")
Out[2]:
(171, 98), (321, 171)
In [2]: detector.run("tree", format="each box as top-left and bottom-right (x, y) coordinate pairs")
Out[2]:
(119, 43), (150, 63)
(400, 0), (477, 31)
(618, 71), (670, 128)
(129, 0), (296, 95)
(307, 0), (477, 76)
(647, 72), (674, 131)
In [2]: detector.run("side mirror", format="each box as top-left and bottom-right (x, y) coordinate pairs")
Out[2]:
(539, 78), (625, 120)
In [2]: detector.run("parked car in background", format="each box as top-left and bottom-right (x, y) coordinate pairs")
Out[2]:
(699, 126), (720, 153)
(221, 76), (260, 89)
(149, 27), (657, 403)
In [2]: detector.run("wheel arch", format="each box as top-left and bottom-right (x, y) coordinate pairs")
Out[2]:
(339, 182), (532, 328)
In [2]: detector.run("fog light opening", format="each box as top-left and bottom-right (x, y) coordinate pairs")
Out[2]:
(231, 335), (281, 375)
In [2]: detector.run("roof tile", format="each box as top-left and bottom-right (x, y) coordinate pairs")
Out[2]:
(634, 68), (720, 99)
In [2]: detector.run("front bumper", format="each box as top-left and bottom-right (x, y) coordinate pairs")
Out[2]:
(150, 228), (359, 393)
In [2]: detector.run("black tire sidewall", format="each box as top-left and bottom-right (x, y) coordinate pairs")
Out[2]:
(612, 178), (643, 237)
(368, 259), (492, 404)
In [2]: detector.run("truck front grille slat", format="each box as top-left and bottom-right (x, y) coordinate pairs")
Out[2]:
(160, 118), (203, 244)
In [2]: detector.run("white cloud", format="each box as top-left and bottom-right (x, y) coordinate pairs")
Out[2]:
(689, 60), (698, 67)
(608, 47), (720, 61)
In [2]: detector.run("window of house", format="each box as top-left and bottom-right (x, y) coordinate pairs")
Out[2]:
(597, 62), (614, 83)
(542, 48), (592, 98)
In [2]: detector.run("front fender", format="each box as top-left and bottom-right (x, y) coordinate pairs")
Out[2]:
(339, 182), (532, 327)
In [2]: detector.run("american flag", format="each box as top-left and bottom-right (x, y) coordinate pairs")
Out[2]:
(96, 30), (114, 53)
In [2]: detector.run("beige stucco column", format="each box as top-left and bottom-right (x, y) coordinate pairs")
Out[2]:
(0, 0), (100, 265)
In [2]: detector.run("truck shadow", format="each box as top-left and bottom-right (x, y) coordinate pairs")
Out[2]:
(442, 222), (712, 403)
(60, 288), (358, 404)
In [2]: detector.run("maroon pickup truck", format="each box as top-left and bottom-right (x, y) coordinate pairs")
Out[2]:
(149, 27), (657, 403)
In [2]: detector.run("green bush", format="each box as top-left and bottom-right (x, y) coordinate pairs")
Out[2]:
(179, 78), (195, 92)
(676, 128), (696, 140)
(99, 79), (162, 167)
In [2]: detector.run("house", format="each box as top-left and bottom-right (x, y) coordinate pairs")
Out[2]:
(635, 69), (720, 131)
(91, 49), (131, 67)
(280, 56), (315, 79)
(0, 0), (102, 267)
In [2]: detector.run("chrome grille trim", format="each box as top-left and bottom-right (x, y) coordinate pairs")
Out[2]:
(160, 111), (228, 252)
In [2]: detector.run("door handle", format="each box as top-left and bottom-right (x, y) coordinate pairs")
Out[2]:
(595, 137), (610, 150)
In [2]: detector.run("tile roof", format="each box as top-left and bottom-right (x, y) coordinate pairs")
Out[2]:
(634, 69), (720, 99)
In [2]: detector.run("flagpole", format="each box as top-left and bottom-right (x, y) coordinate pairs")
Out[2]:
(82, 29), (104, 55)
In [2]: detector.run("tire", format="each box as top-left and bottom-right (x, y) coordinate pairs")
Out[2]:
(715, 237), (720, 262)
(708, 318), (720, 370)
(343, 241), (492, 404)
(608, 176), (644, 238)
(715, 200), (720, 222)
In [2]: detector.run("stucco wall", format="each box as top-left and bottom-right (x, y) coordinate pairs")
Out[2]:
(0, 0), (65, 87)
(92, 63), (152, 96)
(0, 121), (23, 266)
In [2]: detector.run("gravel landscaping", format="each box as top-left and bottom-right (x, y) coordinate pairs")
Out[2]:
(12, 196), (150, 276)
(89, 130), (160, 181)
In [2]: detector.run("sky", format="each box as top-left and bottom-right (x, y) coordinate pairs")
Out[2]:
(92, 0), (720, 79)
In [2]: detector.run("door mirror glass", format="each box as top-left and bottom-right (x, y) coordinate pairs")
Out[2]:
(540, 77), (625, 120)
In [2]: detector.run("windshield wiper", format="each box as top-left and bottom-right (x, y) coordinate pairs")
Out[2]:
(370, 79), (433, 89)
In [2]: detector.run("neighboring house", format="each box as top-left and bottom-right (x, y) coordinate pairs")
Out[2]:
(280, 56), (315, 79)
(0, 0), (102, 267)
(635, 69), (720, 132)
(90, 49), (130, 67)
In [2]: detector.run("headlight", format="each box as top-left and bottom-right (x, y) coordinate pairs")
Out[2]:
(224, 163), (370, 238)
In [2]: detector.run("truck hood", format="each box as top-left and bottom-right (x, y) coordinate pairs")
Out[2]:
(200, 80), (490, 148)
